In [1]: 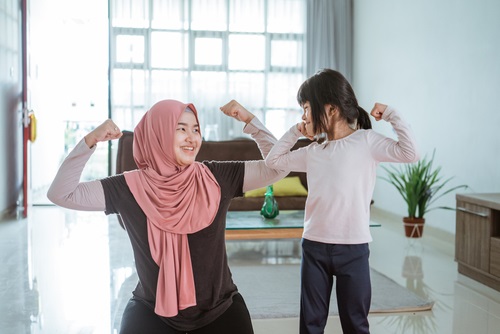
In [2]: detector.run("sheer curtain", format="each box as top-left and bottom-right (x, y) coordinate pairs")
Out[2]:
(109, 0), (307, 143)
(306, 0), (352, 81)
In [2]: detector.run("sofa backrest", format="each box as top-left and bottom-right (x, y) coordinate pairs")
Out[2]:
(116, 131), (312, 188)
(115, 130), (136, 175)
(196, 138), (263, 162)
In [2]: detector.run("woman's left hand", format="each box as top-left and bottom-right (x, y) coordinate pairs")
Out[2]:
(220, 100), (255, 124)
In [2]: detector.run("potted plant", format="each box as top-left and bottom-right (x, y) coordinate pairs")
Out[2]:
(381, 150), (468, 238)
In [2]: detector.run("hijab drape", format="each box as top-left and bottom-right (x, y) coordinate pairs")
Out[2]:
(123, 100), (221, 317)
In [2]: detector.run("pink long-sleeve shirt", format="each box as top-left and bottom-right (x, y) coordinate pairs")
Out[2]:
(266, 106), (419, 244)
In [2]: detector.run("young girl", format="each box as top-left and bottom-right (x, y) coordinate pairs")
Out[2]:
(48, 99), (287, 334)
(265, 69), (419, 334)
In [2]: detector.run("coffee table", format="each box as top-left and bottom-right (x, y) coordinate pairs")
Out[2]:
(225, 210), (380, 240)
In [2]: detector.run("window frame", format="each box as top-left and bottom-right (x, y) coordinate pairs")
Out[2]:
(109, 0), (306, 136)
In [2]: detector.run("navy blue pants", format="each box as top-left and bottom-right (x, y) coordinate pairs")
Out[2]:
(119, 293), (254, 334)
(300, 239), (371, 334)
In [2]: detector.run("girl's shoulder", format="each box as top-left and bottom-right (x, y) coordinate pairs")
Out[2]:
(356, 128), (375, 137)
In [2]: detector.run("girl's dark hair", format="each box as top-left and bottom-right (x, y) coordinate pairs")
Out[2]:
(296, 68), (372, 135)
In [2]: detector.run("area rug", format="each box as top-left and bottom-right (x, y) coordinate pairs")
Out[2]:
(111, 264), (434, 328)
(230, 264), (434, 319)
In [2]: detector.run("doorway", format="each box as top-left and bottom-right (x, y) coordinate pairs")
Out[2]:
(27, 0), (109, 205)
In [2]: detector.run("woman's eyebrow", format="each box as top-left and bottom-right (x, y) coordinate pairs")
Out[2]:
(177, 122), (199, 127)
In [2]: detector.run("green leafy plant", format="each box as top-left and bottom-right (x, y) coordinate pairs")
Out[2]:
(381, 150), (468, 218)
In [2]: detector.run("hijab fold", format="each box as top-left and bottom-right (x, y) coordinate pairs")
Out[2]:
(124, 100), (220, 317)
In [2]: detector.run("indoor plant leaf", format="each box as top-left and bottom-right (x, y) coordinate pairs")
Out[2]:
(381, 149), (468, 220)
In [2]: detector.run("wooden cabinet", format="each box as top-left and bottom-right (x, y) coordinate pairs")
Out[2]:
(491, 237), (500, 277)
(455, 193), (500, 291)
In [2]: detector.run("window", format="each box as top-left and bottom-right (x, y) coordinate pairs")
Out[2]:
(110, 0), (306, 140)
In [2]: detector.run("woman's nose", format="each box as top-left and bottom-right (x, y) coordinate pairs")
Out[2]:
(186, 131), (197, 142)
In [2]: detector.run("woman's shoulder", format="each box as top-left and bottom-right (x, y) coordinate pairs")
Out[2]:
(100, 173), (129, 192)
(201, 160), (244, 177)
(201, 160), (244, 171)
(100, 174), (137, 215)
(201, 160), (245, 190)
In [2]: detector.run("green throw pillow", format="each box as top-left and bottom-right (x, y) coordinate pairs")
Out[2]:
(244, 176), (308, 197)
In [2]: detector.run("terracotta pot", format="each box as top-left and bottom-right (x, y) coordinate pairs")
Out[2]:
(403, 217), (425, 238)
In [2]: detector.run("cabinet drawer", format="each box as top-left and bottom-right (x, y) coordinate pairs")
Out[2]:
(491, 237), (500, 277)
(457, 202), (490, 217)
(456, 201), (491, 271)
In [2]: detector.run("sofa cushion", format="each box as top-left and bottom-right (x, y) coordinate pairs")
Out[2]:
(244, 176), (308, 197)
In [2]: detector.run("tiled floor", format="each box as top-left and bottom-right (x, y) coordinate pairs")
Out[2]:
(1, 206), (499, 334)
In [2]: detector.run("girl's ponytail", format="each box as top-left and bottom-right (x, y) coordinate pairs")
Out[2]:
(356, 106), (372, 130)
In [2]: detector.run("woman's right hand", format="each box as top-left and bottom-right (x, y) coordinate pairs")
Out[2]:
(84, 119), (122, 148)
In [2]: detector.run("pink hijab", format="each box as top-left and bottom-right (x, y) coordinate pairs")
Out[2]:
(123, 100), (221, 317)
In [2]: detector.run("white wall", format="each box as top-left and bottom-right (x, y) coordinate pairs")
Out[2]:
(353, 0), (500, 234)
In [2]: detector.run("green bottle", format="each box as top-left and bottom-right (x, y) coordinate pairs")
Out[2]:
(260, 185), (279, 219)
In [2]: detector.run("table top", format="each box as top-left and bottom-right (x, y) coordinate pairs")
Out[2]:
(225, 210), (380, 230)
(456, 193), (500, 211)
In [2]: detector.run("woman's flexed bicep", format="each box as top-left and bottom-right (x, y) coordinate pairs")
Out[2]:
(47, 139), (106, 211)
(242, 160), (288, 193)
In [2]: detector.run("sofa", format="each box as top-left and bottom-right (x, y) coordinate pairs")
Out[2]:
(116, 130), (312, 211)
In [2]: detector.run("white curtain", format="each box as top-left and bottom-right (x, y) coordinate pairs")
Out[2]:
(306, 0), (352, 81)
(109, 0), (308, 141)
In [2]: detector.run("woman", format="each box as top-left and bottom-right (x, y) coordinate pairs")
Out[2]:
(47, 99), (287, 334)
(265, 69), (419, 334)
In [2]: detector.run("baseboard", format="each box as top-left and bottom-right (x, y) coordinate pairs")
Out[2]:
(0, 204), (20, 222)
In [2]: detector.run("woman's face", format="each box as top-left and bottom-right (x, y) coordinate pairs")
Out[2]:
(174, 111), (202, 166)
